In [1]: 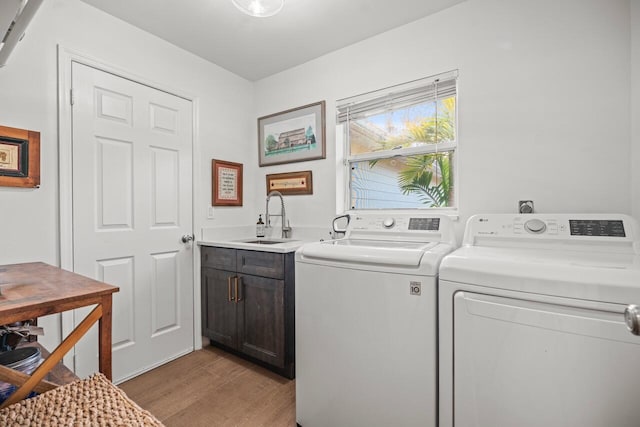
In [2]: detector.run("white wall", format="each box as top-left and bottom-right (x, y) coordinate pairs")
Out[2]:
(632, 0), (640, 222)
(254, 0), (632, 237)
(0, 0), (254, 347)
(0, 0), (635, 351)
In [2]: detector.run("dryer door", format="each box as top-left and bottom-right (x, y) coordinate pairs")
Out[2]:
(452, 291), (640, 427)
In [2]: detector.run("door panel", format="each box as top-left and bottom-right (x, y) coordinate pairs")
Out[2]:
(96, 87), (132, 124)
(150, 103), (178, 133)
(71, 61), (194, 382)
(150, 251), (180, 335)
(97, 257), (135, 350)
(453, 291), (640, 427)
(150, 147), (179, 227)
(96, 137), (133, 229)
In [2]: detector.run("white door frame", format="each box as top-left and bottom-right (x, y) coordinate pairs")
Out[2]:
(57, 45), (203, 370)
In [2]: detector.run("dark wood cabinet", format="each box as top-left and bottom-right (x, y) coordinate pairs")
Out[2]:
(201, 267), (236, 348)
(237, 273), (285, 368)
(201, 246), (295, 378)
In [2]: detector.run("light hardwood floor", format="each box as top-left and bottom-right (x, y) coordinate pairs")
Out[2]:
(119, 346), (296, 426)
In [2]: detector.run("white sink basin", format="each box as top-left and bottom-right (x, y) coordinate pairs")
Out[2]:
(235, 238), (297, 245)
(234, 237), (297, 245)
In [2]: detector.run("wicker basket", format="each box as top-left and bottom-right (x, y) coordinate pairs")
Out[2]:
(0, 373), (164, 426)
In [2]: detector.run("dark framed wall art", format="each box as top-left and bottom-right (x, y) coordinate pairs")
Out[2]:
(212, 159), (243, 206)
(258, 101), (325, 167)
(0, 125), (40, 188)
(266, 170), (313, 195)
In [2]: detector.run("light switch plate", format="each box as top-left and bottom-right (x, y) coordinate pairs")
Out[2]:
(207, 206), (215, 219)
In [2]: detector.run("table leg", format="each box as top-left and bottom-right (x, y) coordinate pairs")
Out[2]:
(0, 305), (103, 409)
(0, 365), (58, 394)
(98, 295), (113, 381)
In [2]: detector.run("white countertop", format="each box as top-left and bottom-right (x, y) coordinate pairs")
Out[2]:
(198, 237), (305, 253)
(198, 225), (330, 254)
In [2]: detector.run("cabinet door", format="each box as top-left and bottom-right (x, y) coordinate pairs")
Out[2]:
(237, 274), (286, 368)
(201, 267), (237, 348)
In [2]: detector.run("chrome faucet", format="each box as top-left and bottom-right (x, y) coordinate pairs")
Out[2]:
(265, 190), (292, 239)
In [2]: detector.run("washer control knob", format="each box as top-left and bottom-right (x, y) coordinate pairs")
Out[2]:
(382, 218), (395, 229)
(624, 305), (640, 335)
(524, 219), (546, 234)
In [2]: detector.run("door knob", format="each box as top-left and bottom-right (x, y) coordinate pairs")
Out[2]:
(624, 305), (640, 335)
(181, 234), (194, 243)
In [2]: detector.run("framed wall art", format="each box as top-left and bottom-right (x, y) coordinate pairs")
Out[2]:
(266, 170), (313, 195)
(258, 101), (325, 167)
(212, 159), (243, 206)
(0, 125), (40, 188)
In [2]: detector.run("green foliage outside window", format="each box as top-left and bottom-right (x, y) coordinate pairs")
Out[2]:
(370, 97), (455, 207)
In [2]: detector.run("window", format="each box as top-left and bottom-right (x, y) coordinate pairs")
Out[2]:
(337, 71), (458, 210)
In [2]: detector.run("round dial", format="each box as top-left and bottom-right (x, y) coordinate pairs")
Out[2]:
(382, 218), (395, 229)
(524, 219), (546, 234)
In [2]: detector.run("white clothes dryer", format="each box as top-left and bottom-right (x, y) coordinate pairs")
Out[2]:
(295, 213), (456, 427)
(439, 214), (640, 427)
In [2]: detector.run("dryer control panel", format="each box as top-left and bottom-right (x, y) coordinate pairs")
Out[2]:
(464, 214), (639, 253)
(568, 219), (626, 237)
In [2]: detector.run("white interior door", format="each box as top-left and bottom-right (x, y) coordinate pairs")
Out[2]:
(71, 61), (194, 382)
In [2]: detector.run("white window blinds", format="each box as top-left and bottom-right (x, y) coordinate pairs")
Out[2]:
(336, 70), (458, 124)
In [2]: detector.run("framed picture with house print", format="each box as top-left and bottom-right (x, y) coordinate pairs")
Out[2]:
(0, 125), (40, 188)
(258, 101), (326, 166)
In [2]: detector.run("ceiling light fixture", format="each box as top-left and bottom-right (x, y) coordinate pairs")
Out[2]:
(231, 0), (284, 18)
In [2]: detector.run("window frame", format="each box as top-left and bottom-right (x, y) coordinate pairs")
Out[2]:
(337, 71), (459, 212)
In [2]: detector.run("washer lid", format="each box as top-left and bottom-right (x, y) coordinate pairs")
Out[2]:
(298, 239), (440, 269)
(440, 246), (640, 304)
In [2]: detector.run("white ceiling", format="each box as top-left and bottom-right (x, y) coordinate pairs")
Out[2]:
(79, 0), (466, 81)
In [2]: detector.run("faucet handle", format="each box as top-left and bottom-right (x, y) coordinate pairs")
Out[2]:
(282, 220), (292, 238)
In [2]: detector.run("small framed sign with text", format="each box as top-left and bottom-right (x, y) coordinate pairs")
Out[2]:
(266, 170), (313, 195)
(212, 159), (243, 206)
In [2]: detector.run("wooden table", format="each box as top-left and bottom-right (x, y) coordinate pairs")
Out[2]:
(0, 262), (119, 408)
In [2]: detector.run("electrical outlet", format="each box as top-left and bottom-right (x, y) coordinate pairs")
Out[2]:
(207, 206), (215, 219)
(518, 200), (534, 214)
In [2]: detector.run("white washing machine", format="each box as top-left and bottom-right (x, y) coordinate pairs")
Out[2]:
(295, 213), (456, 427)
(439, 214), (640, 427)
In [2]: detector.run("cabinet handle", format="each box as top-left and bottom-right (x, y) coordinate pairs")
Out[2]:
(235, 276), (242, 303)
(228, 276), (235, 302)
